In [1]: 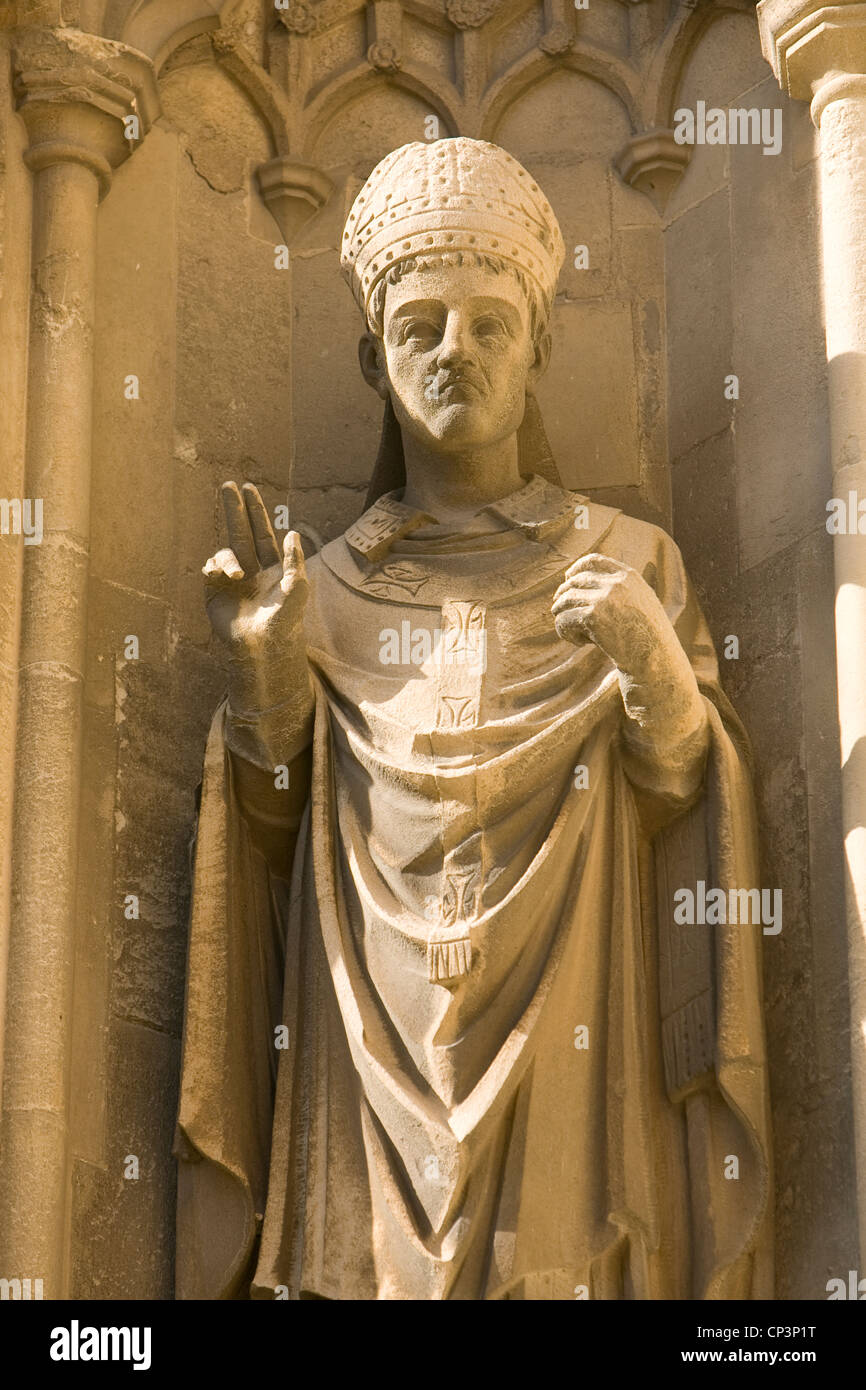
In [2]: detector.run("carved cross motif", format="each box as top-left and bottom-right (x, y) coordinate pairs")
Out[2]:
(441, 869), (478, 926)
(439, 600), (486, 667)
(360, 563), (430, 599)
(437, 694), (476, 728)
(434, 600), (486, 730)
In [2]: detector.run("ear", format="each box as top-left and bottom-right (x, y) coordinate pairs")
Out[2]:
(526, 330), (551, 390)
(358, 332), (389, 399)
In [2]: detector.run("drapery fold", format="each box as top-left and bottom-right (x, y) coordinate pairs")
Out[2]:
(175, 489), (772, 1300)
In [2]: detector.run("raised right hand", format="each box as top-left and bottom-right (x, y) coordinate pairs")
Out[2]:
(203, 481), (308, 660)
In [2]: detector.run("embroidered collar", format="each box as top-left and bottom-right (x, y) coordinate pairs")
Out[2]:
(344, 475), (583, 563)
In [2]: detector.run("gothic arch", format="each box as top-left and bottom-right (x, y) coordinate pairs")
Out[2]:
(481, 44), (640, 141)
(303, 62), (460, 160)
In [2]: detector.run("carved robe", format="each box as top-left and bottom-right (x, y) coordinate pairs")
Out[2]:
(175, 475), (772, 1300)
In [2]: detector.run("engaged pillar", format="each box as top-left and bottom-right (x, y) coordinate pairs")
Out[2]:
(760, 0), (866, 1266)
(0, 26), (157, 1298)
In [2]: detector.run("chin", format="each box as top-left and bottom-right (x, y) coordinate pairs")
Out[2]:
(418, 404), (497, 450)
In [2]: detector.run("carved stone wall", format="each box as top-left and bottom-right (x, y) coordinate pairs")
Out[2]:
(0, 0), (856, 1297)
(664, 10), (854, 1297)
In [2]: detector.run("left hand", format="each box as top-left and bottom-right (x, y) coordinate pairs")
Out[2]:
(553, 553), (708, 770)
(552, 553), (679, 679)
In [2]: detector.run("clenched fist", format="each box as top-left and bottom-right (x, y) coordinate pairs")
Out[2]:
(552, 553), (708, 768)
(552, 554), (674, 677)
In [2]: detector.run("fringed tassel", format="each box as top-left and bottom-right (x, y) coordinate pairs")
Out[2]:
(427, 936), (472, 984)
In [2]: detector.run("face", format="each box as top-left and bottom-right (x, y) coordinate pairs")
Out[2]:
(364, 264), (548, 454)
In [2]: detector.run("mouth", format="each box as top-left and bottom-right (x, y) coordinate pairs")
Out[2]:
(434, 376), (482, 402)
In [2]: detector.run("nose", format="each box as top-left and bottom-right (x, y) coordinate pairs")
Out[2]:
(436, 310), (473, 369)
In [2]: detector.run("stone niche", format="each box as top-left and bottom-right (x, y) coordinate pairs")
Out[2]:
(0, 0), (856, 1299)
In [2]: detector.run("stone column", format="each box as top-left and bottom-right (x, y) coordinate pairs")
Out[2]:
(0, 27), (158, 1297)
(759, 0), (866, 1264)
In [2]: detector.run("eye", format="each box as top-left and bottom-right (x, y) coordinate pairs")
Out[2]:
(398, 318), (440, 345)
(474, 315), (508, 339)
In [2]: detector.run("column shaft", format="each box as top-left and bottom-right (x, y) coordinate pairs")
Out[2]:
(0, 24), (158, 1298)
(819, 92), (866, 1263)
(758, 0), (866, 1265)
(0, 155), (100, 1295)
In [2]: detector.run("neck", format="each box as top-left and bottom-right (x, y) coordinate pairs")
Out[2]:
(399, 431), (525, 522)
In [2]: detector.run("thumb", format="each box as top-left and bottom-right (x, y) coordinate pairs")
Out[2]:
(280, 529), (306, 592)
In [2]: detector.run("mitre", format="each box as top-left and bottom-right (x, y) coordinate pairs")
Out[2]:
(340, 137), (566, 503)
(341, 137), (566, 318)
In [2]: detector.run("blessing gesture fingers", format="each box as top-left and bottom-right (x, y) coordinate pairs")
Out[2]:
(203, 481), (308, 654)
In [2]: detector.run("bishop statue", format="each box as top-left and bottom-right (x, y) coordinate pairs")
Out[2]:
(175, 138), (772, 1300)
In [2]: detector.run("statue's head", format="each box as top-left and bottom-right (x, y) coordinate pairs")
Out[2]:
(341, 139), (565, 459)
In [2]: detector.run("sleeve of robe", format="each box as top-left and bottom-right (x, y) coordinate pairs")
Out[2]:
(173, 700), (311, 1300)
(629, 522), (774, 1299)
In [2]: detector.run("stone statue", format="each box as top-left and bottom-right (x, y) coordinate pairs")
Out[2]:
(175, 138), (772, 1300)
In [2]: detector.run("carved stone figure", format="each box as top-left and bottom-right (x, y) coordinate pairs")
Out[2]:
(175, 138), (771, 1300)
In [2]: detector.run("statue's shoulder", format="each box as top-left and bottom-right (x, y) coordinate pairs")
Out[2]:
(594, 509), (688, 571)
(589, 510), (697, 618)
(559, 496), (694, 605)
(550, 486), (620, 560)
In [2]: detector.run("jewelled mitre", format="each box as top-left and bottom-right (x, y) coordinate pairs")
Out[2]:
(340, 137), (566, 319)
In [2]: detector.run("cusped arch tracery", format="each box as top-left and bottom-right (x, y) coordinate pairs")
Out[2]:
(263, 0), (659, 154)
(642, 0), (759, 130)
(140, 0), (766, 233)
(302, 61), (462, 161)
(480, 40), (641, 141)
(117, 0), (239, 65)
